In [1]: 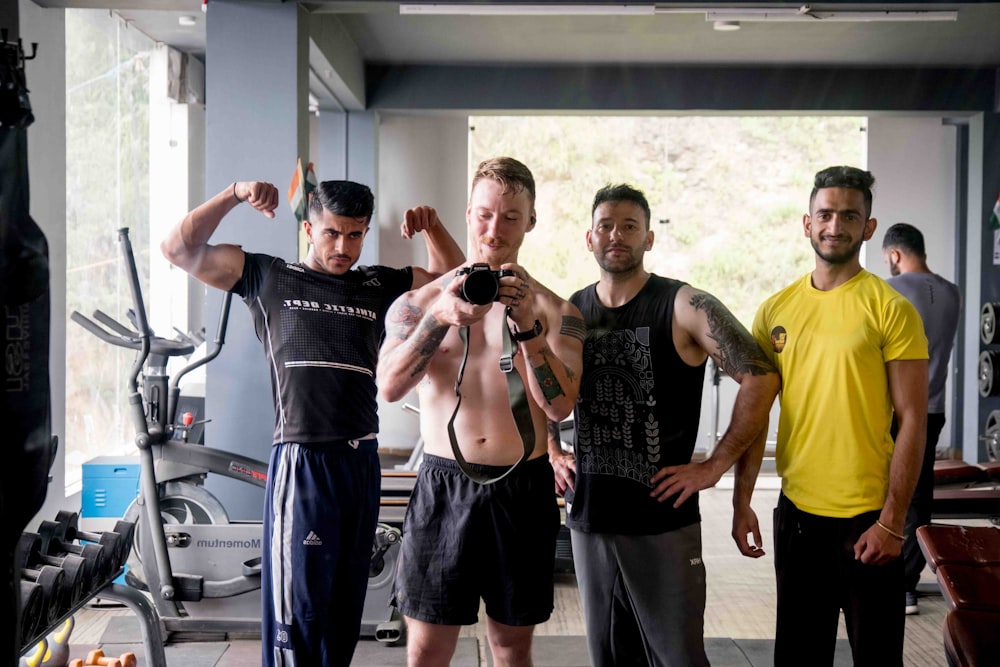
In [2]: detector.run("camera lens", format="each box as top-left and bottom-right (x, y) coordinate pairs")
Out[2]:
(460, 269), (500, 305)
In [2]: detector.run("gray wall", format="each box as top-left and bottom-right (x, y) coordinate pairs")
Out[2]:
(374, 113), (468, 450)
(202, 0), (309, 518)
(867, 116), (959, 449)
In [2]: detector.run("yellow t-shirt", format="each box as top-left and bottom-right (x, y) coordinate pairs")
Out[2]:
(752, 270), (928, 518)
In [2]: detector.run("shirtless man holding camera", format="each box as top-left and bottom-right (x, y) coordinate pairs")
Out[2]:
(377, 157), (584, 667)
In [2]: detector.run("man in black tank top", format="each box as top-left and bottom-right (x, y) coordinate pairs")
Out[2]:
(161, 179), (463, 667)
(548, 184), (779, 667)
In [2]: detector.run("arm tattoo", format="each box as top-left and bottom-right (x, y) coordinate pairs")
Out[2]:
(531, 347), (566, 403)
(386, 301), (422, 341)
(547, 419), (562, 444)
(560, 315), (586, 342)
(409, 315), (448, 378)
(689, 293), (776, 377)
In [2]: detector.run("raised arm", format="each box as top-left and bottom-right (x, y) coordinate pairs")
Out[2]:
(400, 206), (466, 288)
(650, 287), (779, 506)
(161, 181), (279, 291)
(854, 358), (928, 565)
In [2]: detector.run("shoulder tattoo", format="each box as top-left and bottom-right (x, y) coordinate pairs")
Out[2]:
(689, 292), (775, 377)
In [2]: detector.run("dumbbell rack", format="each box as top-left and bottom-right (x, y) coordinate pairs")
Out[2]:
(19, 574), (167, 667)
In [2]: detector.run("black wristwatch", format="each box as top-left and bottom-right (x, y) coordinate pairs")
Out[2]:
(512, 319), (543, 342)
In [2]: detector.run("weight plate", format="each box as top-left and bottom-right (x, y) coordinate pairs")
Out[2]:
(979, 350), (996, 397)
(985, 410), (1000, 462)
(982, 303), (999, 345)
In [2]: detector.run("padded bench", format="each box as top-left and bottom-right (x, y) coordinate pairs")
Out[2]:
(916, 525), (1000, 666)
(943, 609), (1000, 667)
(934, 460), (988, 486)
(917, 523), (1000, 568)
(932, 488), (1000, 519)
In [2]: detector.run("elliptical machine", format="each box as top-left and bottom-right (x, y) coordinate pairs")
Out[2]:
(73, 228), (404, 644)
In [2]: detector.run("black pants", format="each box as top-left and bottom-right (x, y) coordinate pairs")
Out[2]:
(893, 413), (946, 592)
(773, 494), (904, 667)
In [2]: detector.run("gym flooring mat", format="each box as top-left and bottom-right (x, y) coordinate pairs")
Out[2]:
(99, 616), (855, 666)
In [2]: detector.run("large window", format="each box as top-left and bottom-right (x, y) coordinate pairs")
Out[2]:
(469, 115), (866, 324)
(64, 10), (152, 492)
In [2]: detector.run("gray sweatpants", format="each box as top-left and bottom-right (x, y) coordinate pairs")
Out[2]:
(571, 524), (709, 667)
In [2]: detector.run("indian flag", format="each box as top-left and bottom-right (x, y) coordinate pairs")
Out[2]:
(287, 159), (318, 224)
(992, 192), (1000, 229)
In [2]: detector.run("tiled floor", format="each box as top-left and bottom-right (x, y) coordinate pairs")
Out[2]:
(63, 471), (969, 666)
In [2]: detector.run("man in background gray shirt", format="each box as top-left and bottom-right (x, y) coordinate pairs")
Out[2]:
(882, 222), (962, 615)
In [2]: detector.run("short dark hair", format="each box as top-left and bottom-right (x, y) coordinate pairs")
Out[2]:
(471, 157), (536, 206)
(591, 184), (651, 230)
(810, 166), (875, 218)
(309, 180), (375, 223)
(882, 222), (926, 259)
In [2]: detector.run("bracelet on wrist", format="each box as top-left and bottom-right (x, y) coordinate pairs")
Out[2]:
(875, 520), (905, 541)
(233, 182), (245, 203)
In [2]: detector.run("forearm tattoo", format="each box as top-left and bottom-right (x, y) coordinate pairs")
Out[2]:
(560, 315), (586, 342)
(531, 347), (566, 403)
(409, 315), (448, 378)
(689, 293), (776, 377)
(547, 419), (561, 444)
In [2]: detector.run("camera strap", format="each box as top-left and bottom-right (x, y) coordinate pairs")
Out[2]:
(446, 310), (536, 485)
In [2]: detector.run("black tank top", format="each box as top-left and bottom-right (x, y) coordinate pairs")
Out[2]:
(232, 253), (412, 445)
(568, 274), (706, 534)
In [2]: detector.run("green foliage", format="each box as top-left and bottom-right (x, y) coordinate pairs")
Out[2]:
(470, 115), (864, 319)
(65, 10), (154, 474)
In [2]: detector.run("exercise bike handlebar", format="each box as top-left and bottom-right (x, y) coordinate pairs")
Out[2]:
(167, 291), (233, 428)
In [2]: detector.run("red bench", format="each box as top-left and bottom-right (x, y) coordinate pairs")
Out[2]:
(933, 460), (988, 486)
(916, 525), (1000, 667)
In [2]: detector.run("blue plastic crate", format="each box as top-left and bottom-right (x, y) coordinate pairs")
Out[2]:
(81, 456), (140, 518)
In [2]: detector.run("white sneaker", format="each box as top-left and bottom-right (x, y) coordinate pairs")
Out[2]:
(905, 591), (919, 615)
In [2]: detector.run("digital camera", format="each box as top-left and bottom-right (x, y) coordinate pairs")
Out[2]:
(455, 263), (515, 305)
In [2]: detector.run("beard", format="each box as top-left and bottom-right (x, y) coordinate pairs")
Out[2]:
(810, 235), (863, 265)
(596, 246), (644, 275)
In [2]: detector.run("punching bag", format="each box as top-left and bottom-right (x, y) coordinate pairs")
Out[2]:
(1, 34), (55, 665)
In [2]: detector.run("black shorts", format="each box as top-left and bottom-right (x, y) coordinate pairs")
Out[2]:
(393, 453), (560, 626)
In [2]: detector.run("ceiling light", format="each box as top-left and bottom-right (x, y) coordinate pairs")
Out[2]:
(400, 3), (959, 22)
(701, 7), (957, 23)
(713, 20), (740, 31)
(178, 15), (197, 26)
(400, 4), (654, 16)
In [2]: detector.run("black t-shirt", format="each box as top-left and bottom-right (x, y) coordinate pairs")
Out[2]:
(568, 274), (706, 534)
(231, 252), (412, 445)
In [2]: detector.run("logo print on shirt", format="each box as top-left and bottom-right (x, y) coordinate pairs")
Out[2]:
(770, 325), (788, 354)
(363, 277), (382, 287)
(303, 531), (323, 546)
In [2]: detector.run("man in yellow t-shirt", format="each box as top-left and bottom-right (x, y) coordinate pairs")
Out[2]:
(733, 166), (928, 667)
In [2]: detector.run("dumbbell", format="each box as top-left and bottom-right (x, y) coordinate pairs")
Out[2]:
(84, 649), (137, 667)
(55, 511), (134, 570)
(20, 559), (65, 627)
(21, 531), (89, 607)
(19, 580), (45, 647)
(36, 520), (113, 584)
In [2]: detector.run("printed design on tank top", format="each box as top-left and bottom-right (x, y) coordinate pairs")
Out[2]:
(576, 325), (660, 487)
(276, 265), (379, 377)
